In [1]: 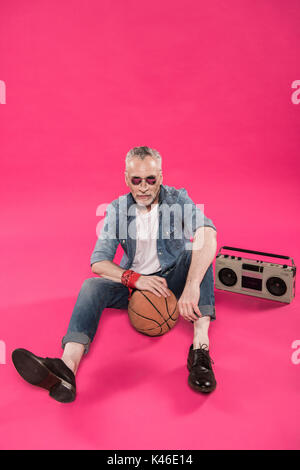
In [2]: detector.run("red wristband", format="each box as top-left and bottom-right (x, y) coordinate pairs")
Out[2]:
(128, 271), (141, 288)
(121, 270), (141, 300)
(121, 270), (141, 299)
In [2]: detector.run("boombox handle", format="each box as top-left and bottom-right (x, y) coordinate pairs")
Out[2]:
(218, 246), (296, 268)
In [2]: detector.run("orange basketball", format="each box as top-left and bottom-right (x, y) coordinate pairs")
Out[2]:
(128, 288), (179, 336)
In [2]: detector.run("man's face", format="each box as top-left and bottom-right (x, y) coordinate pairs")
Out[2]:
(124, 156), (163, 211)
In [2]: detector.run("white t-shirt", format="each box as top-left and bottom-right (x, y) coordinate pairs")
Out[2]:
(130, 203), (161, 274)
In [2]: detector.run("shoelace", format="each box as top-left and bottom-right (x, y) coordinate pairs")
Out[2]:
(192, 345), (214, 369)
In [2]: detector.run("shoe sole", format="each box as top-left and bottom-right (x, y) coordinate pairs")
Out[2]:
(12, 348), (76, 403)
(187, 363), (217, 394)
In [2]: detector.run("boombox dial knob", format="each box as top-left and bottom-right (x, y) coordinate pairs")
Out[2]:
(218, 268), (237, 287)
(266, 277), (287, 296)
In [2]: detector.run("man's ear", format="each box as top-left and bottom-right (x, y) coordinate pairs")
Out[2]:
(124, 171), (129, 187)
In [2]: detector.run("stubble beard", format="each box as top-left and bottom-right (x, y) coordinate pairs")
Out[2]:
(135, 186), (160, 211)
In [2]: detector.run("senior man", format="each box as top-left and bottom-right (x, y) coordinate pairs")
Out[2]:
(12, 146), (217, 403)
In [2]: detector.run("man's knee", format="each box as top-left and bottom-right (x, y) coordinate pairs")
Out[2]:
(81, 277), (113, 294)
(77, 278), (117, 310)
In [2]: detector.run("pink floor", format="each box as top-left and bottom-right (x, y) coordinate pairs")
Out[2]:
(1, 0), (299, 450)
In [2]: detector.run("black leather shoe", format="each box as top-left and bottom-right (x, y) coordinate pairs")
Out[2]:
(12, 348), (76, 403)
(187, 344), (217, 393)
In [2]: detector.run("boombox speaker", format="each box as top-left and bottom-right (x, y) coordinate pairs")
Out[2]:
(215, 246), (296, 303)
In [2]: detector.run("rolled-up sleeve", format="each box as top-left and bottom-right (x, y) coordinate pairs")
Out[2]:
(178, 188), (217, 239)
(90, 202), (120, 267)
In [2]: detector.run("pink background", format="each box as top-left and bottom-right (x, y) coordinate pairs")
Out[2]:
(1, 0), (300, 450)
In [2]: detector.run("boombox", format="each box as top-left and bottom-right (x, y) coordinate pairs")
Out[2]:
(215, 246), (296, 303)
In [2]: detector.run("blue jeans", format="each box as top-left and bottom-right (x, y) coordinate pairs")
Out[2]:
(61, 250), (216, 354)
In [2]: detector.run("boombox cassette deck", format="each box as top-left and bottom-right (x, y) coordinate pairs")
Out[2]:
(215, 246), (296, 303)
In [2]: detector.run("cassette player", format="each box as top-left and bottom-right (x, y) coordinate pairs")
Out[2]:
(215, 246), (296, 303)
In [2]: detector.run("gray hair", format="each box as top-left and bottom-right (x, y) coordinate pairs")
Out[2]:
(125, 146), (162, 171)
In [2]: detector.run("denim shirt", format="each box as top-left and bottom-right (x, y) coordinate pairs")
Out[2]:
(90, 184), (217, 274)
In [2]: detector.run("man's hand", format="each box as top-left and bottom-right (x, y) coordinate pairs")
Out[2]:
(135, 275), (170, 298)
(178, 281), (202, 322)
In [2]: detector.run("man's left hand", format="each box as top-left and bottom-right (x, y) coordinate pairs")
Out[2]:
(178, 282), (202, 322)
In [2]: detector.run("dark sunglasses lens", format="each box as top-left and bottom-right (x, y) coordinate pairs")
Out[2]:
(131, 177), (142, 185)
(131, 177), (156, 185)
(146, 178), (156, 185)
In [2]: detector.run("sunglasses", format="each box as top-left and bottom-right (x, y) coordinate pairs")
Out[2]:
(131, 176), (157, 186)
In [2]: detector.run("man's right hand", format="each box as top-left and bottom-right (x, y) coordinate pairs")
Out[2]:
(135, 275), (171, 298)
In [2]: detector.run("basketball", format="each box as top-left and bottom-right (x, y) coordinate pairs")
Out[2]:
(128, 288), (179, 336)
